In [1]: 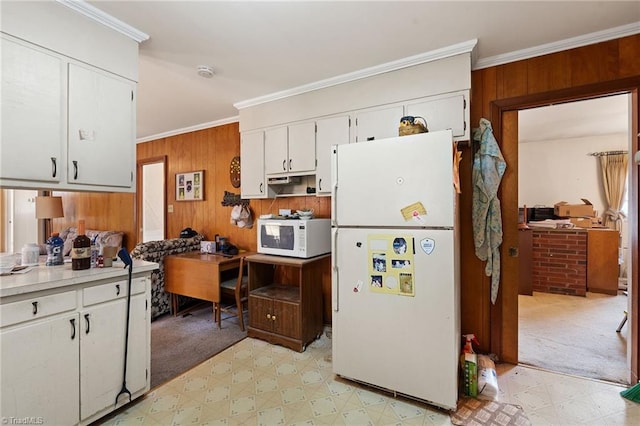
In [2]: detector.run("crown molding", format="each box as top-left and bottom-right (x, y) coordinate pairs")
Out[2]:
(473, 22), (640, 70)
(56, 0), (149, 43)
(136, 116), (240, 143)
(234, 39), (477, 110)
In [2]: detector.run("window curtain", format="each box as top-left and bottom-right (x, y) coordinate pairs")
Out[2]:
(599, 153), (628, 231)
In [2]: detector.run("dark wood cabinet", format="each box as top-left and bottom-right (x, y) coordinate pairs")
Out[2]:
(587, 229), (620, 295)
(246, 253), (328, 352)
(518, 228), (533, 296)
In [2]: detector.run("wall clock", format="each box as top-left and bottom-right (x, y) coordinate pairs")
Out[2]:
(230, 156), (241, 188)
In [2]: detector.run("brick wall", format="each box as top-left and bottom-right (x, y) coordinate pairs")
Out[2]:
(531, 229), (588, 296)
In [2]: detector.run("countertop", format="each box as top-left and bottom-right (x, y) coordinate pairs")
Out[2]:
(0, 260), (158, 299)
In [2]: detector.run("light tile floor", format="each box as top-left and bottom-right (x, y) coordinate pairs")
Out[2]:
(99, 330), (640, 425)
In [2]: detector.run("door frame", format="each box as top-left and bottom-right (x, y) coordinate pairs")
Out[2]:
(489, 76), (640, 383)
(136, 156), (167, 244)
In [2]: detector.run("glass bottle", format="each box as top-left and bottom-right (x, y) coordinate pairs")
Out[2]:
(71, 220), (91, 270)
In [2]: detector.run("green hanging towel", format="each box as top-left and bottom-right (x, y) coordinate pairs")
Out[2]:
(472, 118), (507, 304)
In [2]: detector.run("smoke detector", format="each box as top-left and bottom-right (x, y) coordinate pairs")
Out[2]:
(197, 65), (215, 78)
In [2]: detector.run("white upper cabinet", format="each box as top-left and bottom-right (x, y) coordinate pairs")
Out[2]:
(287, 121), (316, 174)
(354, 104), (404, 142)
(315, 115), (350, 195)
(241, 130), (271, 199)
(264, 126), (289, 175)
(405, 92), (468, 140)
(0, 37), (64, 183)
(68, 64), (135, 188)
(265, 122), (316, 176)
(0, 1), (143, 192)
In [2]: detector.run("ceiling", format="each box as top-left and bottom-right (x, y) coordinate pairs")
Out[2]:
(83, 1), (640, 142)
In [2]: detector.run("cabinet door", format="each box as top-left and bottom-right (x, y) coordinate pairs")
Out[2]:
(287, 121), (316, 174)
(264, 126), (289, 175)
(1, 314), (80, 425)
(315, 115), (350, 194)
(68, 63), (135, 188)
(80, 288), (148, 419)
(273, 299), (300, 339)
(405, 93), (467, 139)
(1, 36), (63, 183)
(241, 130), (268, 198)
(354, 105), (404, 142)
(249, 293), (275, 332)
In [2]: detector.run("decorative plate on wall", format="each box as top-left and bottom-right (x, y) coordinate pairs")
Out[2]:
(230, 156), (241, 188)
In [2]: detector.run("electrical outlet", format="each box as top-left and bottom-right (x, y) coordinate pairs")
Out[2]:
(168, 204), (174, 213)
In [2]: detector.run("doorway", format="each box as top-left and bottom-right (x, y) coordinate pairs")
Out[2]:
(136, 156), (166, 243)
(515, 94), (632, 383)
(1, 189), (38, 253)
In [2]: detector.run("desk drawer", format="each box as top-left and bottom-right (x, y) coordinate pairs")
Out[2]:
(1, 291), (77, 327)
(83, 278), (146, 307)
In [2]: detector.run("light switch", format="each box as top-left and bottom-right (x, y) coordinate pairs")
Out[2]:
(168, 204), (174, 213)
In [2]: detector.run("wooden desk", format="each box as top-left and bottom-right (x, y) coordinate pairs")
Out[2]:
(164, 251), (243, 315)
(246, 253), (329, 352)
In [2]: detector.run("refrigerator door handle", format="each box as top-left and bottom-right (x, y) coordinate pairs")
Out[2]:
(331, 145), (338, 227)
(332, 229), (339, 312)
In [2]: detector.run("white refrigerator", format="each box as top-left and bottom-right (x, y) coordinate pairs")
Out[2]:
(331, 130), (460, 411)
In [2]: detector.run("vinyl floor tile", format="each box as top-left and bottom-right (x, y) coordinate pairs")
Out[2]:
(100, 331), (638, 426)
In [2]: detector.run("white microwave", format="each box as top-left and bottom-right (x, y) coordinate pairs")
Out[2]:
(257, 218), (331, 258)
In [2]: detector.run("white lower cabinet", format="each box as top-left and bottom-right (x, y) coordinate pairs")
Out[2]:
(0, 276), (151, 425)
(80, 279), (148, 421)
(1, 313), (80, 425)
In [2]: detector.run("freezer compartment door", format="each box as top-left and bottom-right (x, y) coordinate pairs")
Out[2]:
(332, 130), (454, 228)
(332, 227), (459, 410)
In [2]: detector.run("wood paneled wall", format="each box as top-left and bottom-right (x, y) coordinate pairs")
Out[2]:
(135, 122), (331, 249)
(52, 33), (639, 341)
(137, 123), (333, 321)
(51, 192), (135, 251)
(465, 34), (640, 366)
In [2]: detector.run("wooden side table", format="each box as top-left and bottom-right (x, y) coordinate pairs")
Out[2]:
(164, 251), (244, 317)
(246, 253), (328, 352)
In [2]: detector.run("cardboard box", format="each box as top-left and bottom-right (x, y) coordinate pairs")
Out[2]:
(200, 241), (217, 254)
(570, 218), (593, 228)
(554, 199), (595, 217)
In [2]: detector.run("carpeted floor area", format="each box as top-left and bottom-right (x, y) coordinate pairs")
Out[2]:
(150, 303), (247, 388)
(519, 291), (628, 384)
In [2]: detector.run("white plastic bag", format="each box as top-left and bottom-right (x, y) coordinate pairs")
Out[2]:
(477, 354), (499, 400)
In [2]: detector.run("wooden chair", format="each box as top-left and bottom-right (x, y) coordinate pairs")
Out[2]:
(215, 256), (248, 331)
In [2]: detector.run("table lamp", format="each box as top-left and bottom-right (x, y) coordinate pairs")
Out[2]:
(35, 196), (64, 242)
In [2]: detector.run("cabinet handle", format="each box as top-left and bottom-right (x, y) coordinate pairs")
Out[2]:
(318, 178), (322, 192)
(260, 183), (263, 193)
(116, 284), (121, 296)
(282, 160), (286, 171)
(272, 315), (276, 321)
(32, 301), (38, 315)
(289, 159), (292, 170)
(73, 160), (78, 180)
(70, 318), (76, 340)
(84, 313), (90, 334)
(266, 313), (271, 319)
(51, 157), (57, 178)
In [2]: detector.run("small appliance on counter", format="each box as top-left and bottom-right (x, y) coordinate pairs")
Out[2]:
(257, 218), (330, 258)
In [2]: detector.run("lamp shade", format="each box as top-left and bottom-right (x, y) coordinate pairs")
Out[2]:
(35, 196), (64, 219)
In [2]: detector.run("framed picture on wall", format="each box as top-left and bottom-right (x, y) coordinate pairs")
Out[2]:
(176, 170), (204, 201)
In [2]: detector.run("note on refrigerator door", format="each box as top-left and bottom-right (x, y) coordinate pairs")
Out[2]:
(367, 234), (415, 296)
